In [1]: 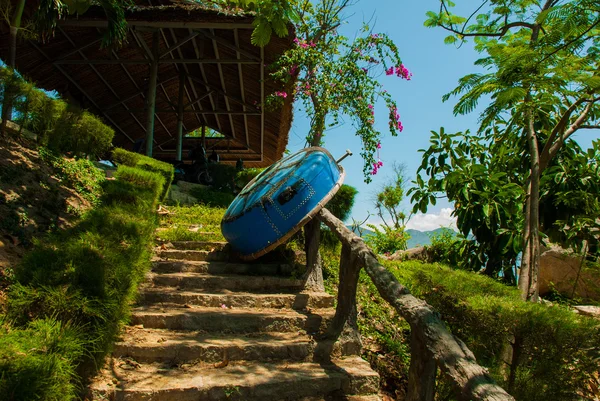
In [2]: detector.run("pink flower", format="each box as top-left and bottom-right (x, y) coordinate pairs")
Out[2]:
(376, 142), (381, 149)
(368, 104), (374, 109)
(301, 43), (309, 49)
(309, 41), (316, 47)
(385, 67), (394, 76)
(395, 64), (413, 80)
(289, 65), (298, 75)
(293, 38), (299, 44)
(275, 91), (287, 98)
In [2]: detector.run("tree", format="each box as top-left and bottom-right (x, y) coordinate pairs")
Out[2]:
(260, 0), (411, 289)
(366, 163), (411, 254)
(409, 127), (524, 281)
(1, 0), (130, 133)
(425, 0), (600, 301)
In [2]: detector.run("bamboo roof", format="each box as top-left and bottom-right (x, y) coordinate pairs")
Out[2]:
(0, 0), (295, 166)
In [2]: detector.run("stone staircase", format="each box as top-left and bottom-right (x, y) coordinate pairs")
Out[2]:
(88, 239), (381, 400)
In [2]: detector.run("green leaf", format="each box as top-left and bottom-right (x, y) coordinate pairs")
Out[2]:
(444, 35), (457, 45)
(251, 18), (273, 47)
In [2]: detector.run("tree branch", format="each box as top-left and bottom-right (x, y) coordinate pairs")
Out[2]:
(543, 99), (598, 169)
(438, 21), (536, 38)
(580, 124), (600, 129)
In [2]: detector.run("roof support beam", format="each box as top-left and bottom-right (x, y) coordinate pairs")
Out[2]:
(234, 28), (250, 147)
(104, 76), (177, 110)
(166, 28), (207, 127)
(260, 45), (265, 162)
(189, 29), (222, 132)
(145, 30), (159, 157)
(160, 31), (200, 59)
(118, 109), (261, 115)
(188, 75), (256, 110)
(52, 38), (102, 62)
(57, 27), (147, 135)
(53, 58), (260, 65)
(182, 90), (214, 110)
(28, 41), (135, 143)
(209, 28), (236, 140)
(128, 28), (174, 142)
(59, 20), (254, 30)
(176, 70), (185, 161)
(196, 29), (261, 62)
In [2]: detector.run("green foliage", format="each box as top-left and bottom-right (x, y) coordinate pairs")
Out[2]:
(409, 127), (523, 279)
(158, 204), (226, 242)
(112, 148), (174, 202)
(1, 160), (168, 400)
(364, 224), (409, 255)
(188, 186), (236, 208)
(207, 163), (238, 192)
(38, 147), (105, 205)
(388, 261), (600, 401)
(0, 319), (86, 401)
(269, 1), (409, 182)
(235, 167), (265, 188)
(425, 228), (462, 266)
(1, 67), (114, 158)
(326, 184), (357, 222)
(31, 0), (131, 47)
(425, 1), (600, 297)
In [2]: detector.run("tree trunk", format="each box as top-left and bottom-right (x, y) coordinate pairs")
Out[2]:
(1, 0), (26, 135)
(303, 111), (326, 290)
(518, 121), (541, 302)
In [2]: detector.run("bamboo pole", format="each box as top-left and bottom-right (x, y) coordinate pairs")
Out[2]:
(145, 31), (159, 157)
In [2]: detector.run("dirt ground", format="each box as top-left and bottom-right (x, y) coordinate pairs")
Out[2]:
(0, 136), (93, 299)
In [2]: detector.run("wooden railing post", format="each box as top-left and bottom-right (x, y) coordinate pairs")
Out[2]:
(407, 329), (436, 401)
(303, 219), (324, 291)
(318, 207), (515, 401)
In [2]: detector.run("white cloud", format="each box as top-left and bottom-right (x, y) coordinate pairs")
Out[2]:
(406, 208), (457, 232)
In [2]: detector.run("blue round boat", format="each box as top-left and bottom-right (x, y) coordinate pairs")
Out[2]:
(221, 147), (345, 260)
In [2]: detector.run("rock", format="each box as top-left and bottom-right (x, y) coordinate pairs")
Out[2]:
(572, 305), (600, 319)
(539, 244), (600, 301)
(168, 185), (199, 206)
(175, 180), (210, 193)
(387, 246), (430, 262)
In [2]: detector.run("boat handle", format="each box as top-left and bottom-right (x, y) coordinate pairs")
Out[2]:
(277, 181), (302, 205)
(336, 149), (352, 164)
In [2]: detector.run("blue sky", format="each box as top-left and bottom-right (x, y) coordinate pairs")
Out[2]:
(286, 0), (600, 231)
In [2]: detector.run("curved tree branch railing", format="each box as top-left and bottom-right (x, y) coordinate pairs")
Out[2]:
(317, 207), (514, 401)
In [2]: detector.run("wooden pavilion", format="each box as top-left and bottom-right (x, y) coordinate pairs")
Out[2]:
(0, 0), (295, 166)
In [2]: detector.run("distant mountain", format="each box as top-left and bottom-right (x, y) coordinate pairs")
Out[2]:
(346, 225), (456, 249)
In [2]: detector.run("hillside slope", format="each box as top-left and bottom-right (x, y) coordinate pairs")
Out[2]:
(0, 137), (103, 296)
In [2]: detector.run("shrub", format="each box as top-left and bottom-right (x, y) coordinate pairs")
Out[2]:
(327, 184), (357, 222)
(39, 147), (105, 205)
(112, 148), (174, 202)
(2, 162), (167, 400)
(365, 224), (409, 254)
(387, 261), (600, 401)
(1, 67), (114, 158)
(235, 168), (265, 188)
(188, 186), (236, 208)
(0, 319), (86, 401)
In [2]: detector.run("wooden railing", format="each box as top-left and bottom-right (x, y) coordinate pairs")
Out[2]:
(315, 208), (515, 401)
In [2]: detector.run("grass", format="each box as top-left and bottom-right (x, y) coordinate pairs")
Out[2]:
(0, 148), (172, 400)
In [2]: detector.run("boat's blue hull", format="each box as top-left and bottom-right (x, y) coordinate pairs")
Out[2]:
(221, 147), (344, 259)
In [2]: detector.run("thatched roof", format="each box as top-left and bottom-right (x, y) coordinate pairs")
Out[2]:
(0, 0), (295, 166)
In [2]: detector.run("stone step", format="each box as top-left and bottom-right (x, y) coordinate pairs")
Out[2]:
(131, 306), (333, 333)
(149, 272), (305, 292)
(89, 356), (379, 401)
(138, 288), (335, 310)
(157, 249), (229, 262)
(152, 260), (294, 276)
(113, 329), (322, 363)
(165, 241), (228, 251)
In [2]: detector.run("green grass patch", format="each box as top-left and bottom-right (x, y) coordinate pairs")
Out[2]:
(0, 162), (169, 400)
(157, 204), (226, 242)
(112, 148), (174, 202)
(187, 186), (236, 208)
